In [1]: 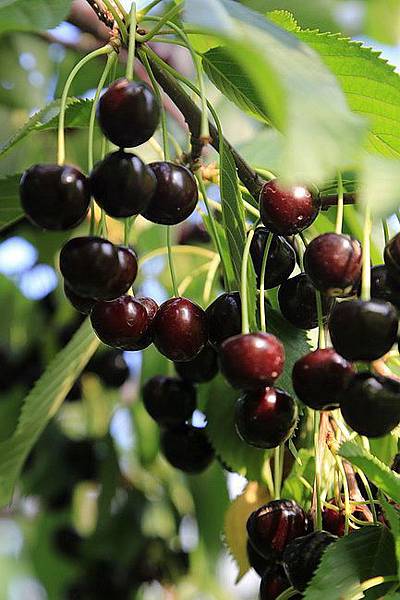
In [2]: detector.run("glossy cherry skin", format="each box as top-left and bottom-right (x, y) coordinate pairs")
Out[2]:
(142, 162), (198, 225)
(292, 348), (355, 410)
(259, 179), (320, 235)
(278, 274), (335, 330)
(160, 424), (214, 473)
(206, 292), (241, 348)
(64, 283), (96, 314)
(97, 78), (160, 148)
(220, 333), (285, 389)
(247, 541), (270, 576)
(304, 233), (362, 297)
(174, 344), (218, 383)
(322, 497), (371, 537)
(250, 227), (296, 289)
(20, 164), (90, 230)
(178, 221), (211, 245)
(283, 531), (337, 592)
(90, 150), (156, 217)
(370, 265), (400, 310)
(340, 372), (400, 437)
(260, 565), (296, 600)
(384, 233), (400, 281)
(142, 375), (196, 427)
(247, 500), (309, 561)
(236, 386), (298, 449)
(152, 297), (208, 362)
(106, 246), (138, 299)
(329, 299), (398, 361)
(86, 349), (130, 388)
(90, 295), (152, 350)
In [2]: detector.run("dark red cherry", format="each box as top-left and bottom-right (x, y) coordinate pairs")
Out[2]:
(90, 295), (151, 350)
(384, 233), (400, 281)
(322, 497), (371, 537)
(370, 265), (400, 310)
(178, 221), (211, 245)
(206, 292), (241, 348)
(292, 348), (355, 410)
(219, 333), (285, 389)
(236, 386), (298, 449)
(64, 282), (96, 314)
(278, 274), (335, 329)
(247, 541), (270, 576)
(250, 227), (296, 289)
(259, 179), (320, 235)
(340, 372), (400, 437)
(283, 531), (337, 592)
(86, 349), (130, 388)
(152, 297), (208, 362)
(329, 299), (398, 361)
(90, 150), (156, 217)
(260, 564), (295, 600)
(247, 500), (308, 561)
(136, 296), (159, 320)
(97, 78), (160, 148)
(142, 376), (196, 427)
(20, 164), (90, 230)
(106, 245), (138, 299)
(392, 453), (400, 473)
(304, 233), (362, 297)
(142, 162), (198, 225)
(160, 424), (214, 473)
(174, 344), (218, 383)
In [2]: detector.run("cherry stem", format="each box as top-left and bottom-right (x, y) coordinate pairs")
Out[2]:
(58, 45), (112, 166)
(315, 290), (326, 349)
(335, 454), (351, 535)
(167, 226), (178, 297)
(112, 0), (128, 18)
(361, 206), (372, 301)
(335, 171), (344, 234)
(356, 468), (377, 522)
(102, 0), (128, 39)
(125, 2), (137, 80)
(273, 444), (284, 500)
(136, 1), (184, 42)
(313, 413), (323, 530)
(382, 218), (389, 246)
(241, 228), (255, 334)
(275, 587), (299, 600)
(138, 0), (165, 18)
(259, 231), (273, 333)
(348, 576), (398, 600)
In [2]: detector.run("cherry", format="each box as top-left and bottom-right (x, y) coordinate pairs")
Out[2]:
(219, 333), (285, 389)
(160, 424), (214, 473)
(136, 296), (159, 320)
(250, 227), (296, 289)
(64, 282), (96, 314)
(235, 386), (298, 448)
(178, 221), (211, 245)
(370, 265), (400, 310)
(97, 78), (160, 148)
(340, 372), (400, 437)
(304, 233), (362, 297)
(152, 297), (208, 362)
(259, 179), (320, 235)
(384, 232), (400, 281)
(322, 497), (371, 537)
(260, 565), (295, 600)
(247, 540), (270, 576)
(90, 150), (156, 217)
(328, 299), (398, 361)
(20, 164), (90, 230)
(206, 292), (241, 348)
(106, 245), (138, 299)
(278, 274), (335, 329)
(142, 376), (196, 427)
(90, 295), (152, 350)
(292, 348), (355, 411)
(86, 349), (130, 388)
(247, 499), (309, 561)
(142, 162), (198, 225)
(282, 530), (337, 592)
(174, 344), (218, 383)
(392, 453), (400, 473)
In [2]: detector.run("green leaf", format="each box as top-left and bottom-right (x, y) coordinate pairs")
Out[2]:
(219, 139), (257, 329)
(0, 0), (72, 34)
(304, 526), (397, 599)
(0, 319), (99, 507)
(281, 448), (314, 507)
(370, 434), (398, 466)
(0, 97), (93, 159)
(201, 212), (236, 289)
(358, 155), (400, 217)
(0, 174), (24, 230)
(266, 9), (299, 32)
(381, 495), (400, 580)
(339, 441), (400, 504)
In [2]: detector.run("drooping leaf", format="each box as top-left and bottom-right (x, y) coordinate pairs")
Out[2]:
(304, 526), (397, 599)
(0, 174), (24, 230)
(224, 482), (270, 581)
(339, 441), (400, 504)
(0, 0), (72, 34)
(0, 318), (99, 507)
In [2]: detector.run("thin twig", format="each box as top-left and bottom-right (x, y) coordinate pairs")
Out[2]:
(85, 0), (115, 29)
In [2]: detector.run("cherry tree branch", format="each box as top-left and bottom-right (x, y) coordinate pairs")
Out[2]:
(85, 0), (115, 29)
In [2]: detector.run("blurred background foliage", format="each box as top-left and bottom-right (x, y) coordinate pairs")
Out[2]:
(0, 0), (398, 599)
